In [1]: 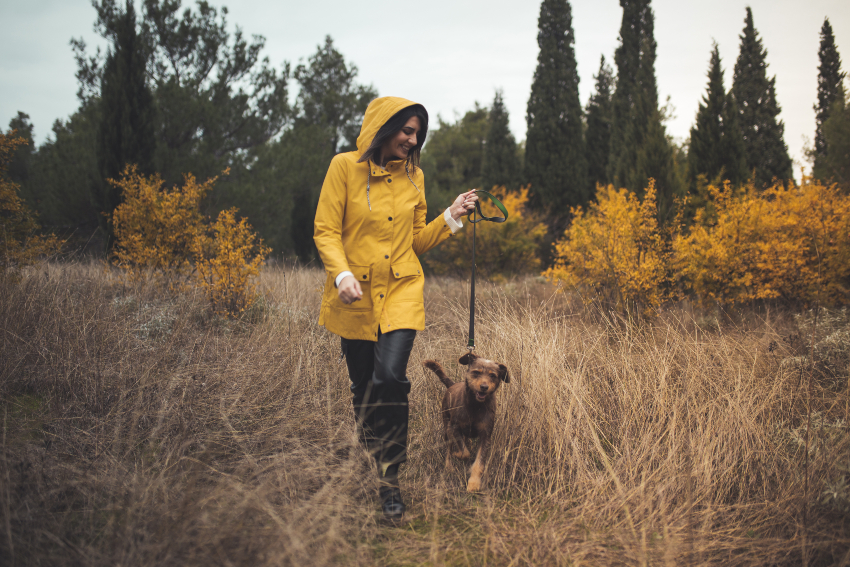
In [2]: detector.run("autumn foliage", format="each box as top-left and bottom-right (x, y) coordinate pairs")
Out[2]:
(0, 131), (61, 274)
(547, 178), (850, 310)
(111, 165), (215, 284)
(191, 208), (271, 316)
(424, 186), (546, 281)
(545, 181), (670, 312)
(673, 178), (850, 304)
(110, 165), (270, 315)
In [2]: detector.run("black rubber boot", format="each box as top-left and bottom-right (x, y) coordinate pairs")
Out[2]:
(378, 463), (405, 523)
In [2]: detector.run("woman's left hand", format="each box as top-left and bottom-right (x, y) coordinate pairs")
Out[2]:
(449, 190), (478, 221)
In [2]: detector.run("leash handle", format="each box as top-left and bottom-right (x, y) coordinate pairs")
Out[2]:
(466, 190), (509, 351)
(466, 189), (509, 224)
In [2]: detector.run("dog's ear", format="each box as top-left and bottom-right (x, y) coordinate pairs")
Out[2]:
(498, 363), (510, 383)
(459, 352), (478, 365)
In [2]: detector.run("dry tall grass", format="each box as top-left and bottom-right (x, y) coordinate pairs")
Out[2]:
(1, 263), (848, 565)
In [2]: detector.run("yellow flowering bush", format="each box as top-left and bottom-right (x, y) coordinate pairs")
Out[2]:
(111, 166), (270, 316)
(545, 181), (670, 312)
(111, 165), (220, 285)
(673, 178), (850, 304)
(424, 186), (546, 282)
(191, 208), (271, 316)
(0, 131), (61, 274)
(547, 177), (850, 311)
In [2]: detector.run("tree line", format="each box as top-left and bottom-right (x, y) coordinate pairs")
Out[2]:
(4, 0), (848, 266)
(6, 0), (375, 261)
(438, 2), (844, 248)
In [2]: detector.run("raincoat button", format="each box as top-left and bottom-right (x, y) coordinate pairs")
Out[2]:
(362, 275), (367, 279)
(388, 216), (392, 221)
(385, 255), (389, 259)
(395, 272), (399, 276)
(380, 294), (384, 298)
(387, 178), (392, 183)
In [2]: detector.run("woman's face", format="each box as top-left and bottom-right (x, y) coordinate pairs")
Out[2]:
(380, 116), (421, 164)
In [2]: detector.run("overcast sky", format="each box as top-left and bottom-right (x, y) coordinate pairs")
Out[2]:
(2, 0), (848, 180)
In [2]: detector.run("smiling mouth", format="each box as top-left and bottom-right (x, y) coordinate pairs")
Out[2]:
(475, 392), (487, 402)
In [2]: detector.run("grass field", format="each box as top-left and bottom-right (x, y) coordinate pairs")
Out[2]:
(1, 262), (848, 565)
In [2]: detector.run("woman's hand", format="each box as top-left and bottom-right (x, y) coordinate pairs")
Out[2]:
(338, 275), (363, 304)
(449, 190), (478, 221)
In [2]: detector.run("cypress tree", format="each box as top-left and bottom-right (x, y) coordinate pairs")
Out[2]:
(813, 17), (845, 174)
(609, 0), (641, 191)
(95, 0), (155, 245)
(6, 112), (34, 191)
(608, 0), (677, 210)
(585, 56), (613, 191)
(722, 94), (748, 184)
(731, 7), (792, 187)
(816, 87), (849, 187)
(482, 89), (520, 191)
(524, 0), (587, 219)
(688, 44), (747, 188)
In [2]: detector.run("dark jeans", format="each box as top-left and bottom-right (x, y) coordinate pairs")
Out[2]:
(341, 329), (415, 467)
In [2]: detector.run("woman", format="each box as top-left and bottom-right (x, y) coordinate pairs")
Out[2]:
(314, 96), (476, 522)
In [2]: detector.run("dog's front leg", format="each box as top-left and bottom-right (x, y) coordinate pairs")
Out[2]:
(467, 430), (490, 492)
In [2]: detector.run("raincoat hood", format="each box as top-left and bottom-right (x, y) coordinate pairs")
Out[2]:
(355, 96), (421, 156)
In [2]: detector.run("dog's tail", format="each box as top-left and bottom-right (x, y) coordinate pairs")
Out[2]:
(422, 360), (454, 389)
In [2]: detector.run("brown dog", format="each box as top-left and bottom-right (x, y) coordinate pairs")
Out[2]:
(422, 352), (509, 492)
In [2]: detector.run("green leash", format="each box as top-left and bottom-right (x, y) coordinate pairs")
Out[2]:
(466, 189), (509, 351)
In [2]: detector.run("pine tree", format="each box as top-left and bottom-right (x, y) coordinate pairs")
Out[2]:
(288, 37), (376, 262)
(420, 106), (489, 220)
(294, 36), (378, 157)
(813, 17), (845, 174)
(731, 7), (792, 187)
(585, 56), (613, 191)
(77, 0), (291, 187)
(95, 0), (155, 245)
(688, 44), (747, 189)
(524, 0), (587, 219)
(28, 107), (101, 235)
(608, 0), (678, 215)
(482, 89), (520, 191)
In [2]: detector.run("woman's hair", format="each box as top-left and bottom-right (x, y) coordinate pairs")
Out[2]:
(358, 104), (429, 169)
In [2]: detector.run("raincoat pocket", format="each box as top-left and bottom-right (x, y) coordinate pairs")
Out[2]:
(390, 260), (424, 304)
(335, 264), (373, 311)
(391, 261), (422, 279)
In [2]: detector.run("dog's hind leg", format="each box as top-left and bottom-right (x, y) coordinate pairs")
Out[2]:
(443, 426), (470, 461)
(450, 432), (471, 460)
(442, 428), (453, 468)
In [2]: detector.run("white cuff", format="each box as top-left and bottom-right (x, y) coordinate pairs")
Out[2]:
(335, 271), (354, 288)
(444, 208), (463, 234)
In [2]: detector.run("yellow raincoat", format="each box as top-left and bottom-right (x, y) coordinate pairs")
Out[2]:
(314, 97), (455, 341)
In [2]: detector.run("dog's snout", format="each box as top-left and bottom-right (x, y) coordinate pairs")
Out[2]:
(479, 384), (489, 392)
